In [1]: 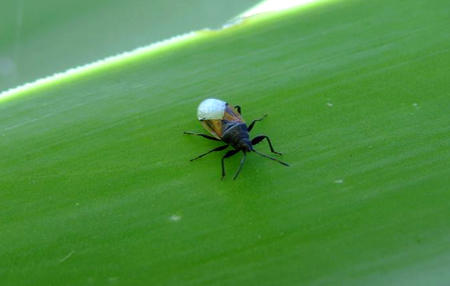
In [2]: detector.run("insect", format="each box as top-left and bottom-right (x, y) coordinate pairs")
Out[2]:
(184, 98), (289, 180)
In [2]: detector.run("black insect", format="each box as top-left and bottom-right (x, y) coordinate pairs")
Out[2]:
(184, 98), (289, 180)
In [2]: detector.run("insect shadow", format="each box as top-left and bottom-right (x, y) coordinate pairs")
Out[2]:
(184, 99), (289, 180)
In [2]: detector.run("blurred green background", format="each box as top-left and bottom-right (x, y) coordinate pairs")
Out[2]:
(0, 0), (259, 92)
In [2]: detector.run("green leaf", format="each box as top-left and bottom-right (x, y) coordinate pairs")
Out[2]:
(1, 0), (449, 285)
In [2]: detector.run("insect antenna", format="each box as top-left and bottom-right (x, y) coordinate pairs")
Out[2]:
(253, 150), (290, 167)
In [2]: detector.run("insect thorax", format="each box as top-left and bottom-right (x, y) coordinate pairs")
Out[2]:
(222, 122), (251, 151)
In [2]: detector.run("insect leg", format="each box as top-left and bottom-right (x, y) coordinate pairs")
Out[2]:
(233, 151), (247, 180)
(234, 105), (241, 114)
(253, 150), (290, 167)
(247, 114), (268, 132)
(251, 135), (282, 155)
(190, 145), (228, 161)
(221, 149), (239, 179)
(184, 131), (221, 141)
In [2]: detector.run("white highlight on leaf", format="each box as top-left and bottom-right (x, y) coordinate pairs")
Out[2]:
(0, 32), (200, 102)
(334, 179), (344, 184)
(240, 0), (319, 18)
(170, 214), (181, 222)
(59, 250), (74, 263)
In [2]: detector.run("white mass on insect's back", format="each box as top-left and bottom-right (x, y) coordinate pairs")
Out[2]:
(197, 98), (227, 120)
